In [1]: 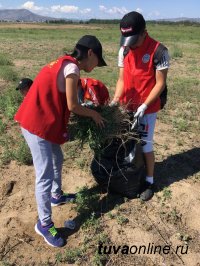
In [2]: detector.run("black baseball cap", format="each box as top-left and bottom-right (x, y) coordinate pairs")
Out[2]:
(120, 11), (146, 46)
(16, 78), (33, 90)
(77, 35), (107, 67)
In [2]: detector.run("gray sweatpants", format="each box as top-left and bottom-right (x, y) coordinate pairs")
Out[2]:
(21, 127), (63, 226)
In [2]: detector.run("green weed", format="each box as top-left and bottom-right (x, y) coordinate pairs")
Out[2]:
(107, 211), (115, 219)
(0, 138), (15, 165)
(75, 186), (100, 221)
(176, 139), (184, 146)
(76, 157), (88, 169)
(0, 120), (6, 134)
(92, 251), (108, 266)
(116, 215), (129, 225)
(0, 88), (22, 119)
(13, 138), (32, 165)
(0, 261), (13, 266)
(55, 252), (63, 263)
(162, 187), (172, 201)
(82, 212), (101, 231)
(0, 151), (13, 165)
(172, 117), (189, 132)
(169, 207), (182, 223)
(63, 248), (83, 264)
(176, 232), (192, 245)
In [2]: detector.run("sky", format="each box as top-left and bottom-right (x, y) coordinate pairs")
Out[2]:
(0, 0), (199, 20)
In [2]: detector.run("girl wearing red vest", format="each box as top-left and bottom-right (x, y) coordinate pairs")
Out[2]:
(14, 35), (107, 247)
(111, 12), (169, 201)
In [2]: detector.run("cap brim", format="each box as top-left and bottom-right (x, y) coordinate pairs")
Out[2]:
(120, 34), (139, 47)
(97, 57), (107, 67)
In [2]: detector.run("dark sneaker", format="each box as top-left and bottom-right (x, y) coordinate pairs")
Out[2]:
(51, 192), (76, 206)
(35, 220), (65, 247)
(140, 182), (154, 201)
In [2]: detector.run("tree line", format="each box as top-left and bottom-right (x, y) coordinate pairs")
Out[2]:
(46, 19), (200, 26)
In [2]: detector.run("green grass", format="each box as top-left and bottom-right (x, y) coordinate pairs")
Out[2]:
(0, 120), (6, 134)
(0, 53), (18, 82)
(0, 53), (14, 66)
(0, 22), (199, 172)
(0, 87), (22, 119)
(170, 45), (183, 58)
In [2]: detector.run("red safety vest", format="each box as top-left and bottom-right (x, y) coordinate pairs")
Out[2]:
(120, 34), (161, 113)
(80, 78), (110, 105)
(14, 55), (78, 144)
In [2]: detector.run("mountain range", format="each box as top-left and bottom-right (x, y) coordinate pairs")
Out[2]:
(0, 9), (58, 22)
(0, 9), (199, 23)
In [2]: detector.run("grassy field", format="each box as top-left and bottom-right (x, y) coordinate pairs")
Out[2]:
(0, 23), (200, 266)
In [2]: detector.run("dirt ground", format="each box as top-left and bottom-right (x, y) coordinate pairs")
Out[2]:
(0, 118), (200, 266)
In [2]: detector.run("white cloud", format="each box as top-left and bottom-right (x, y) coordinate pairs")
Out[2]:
(80, 8), (91, 14)
(99, 5), (129, 16)
(147, 10), (161, 19)
(20, 2), (92, 17)
(51, 5), (91, 15)
(21, 1), (43, 11)
(99, 5), (107, 12)
(136, 8), (143, 14)
(51, 5), (78, 13)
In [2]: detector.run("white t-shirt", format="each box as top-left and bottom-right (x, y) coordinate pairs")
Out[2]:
(57, 60), (80, 92)
(118, 46), (170, 70)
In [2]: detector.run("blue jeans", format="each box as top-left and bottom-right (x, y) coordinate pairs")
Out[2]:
(21, 127), (63, 226)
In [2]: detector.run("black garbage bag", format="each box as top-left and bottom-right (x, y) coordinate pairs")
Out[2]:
(91, 136), (145, 199)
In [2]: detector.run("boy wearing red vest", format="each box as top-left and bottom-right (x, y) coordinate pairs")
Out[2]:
(78, 77), (110, 106)
(111, 12), (169, 201)
(14, 35), (107, 247)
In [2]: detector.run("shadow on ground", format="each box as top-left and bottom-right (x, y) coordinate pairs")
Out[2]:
(155, 147), (200, 189)
(59, 147), (200, 239)
(59, 186), (126, 238)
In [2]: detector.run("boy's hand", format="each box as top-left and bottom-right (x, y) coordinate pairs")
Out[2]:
(109, 100), (118, 107)
(134, 103), (147, 118)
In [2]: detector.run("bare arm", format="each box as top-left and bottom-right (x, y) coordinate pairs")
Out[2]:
(112, 67), (124, 103)
(66, 74), (105, 127)
(144, 68), (168, 107)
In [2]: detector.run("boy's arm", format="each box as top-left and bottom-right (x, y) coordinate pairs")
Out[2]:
(111, 67), (124, 104)
(144, 68), (168, 107)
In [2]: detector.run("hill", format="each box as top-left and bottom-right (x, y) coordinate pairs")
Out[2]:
(157, 17), (200, 23)
(0, 9), (58, 22)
